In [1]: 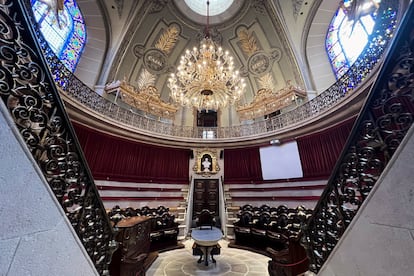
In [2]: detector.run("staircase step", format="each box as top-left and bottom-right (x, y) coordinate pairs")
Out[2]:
(226, 225), (235, 233)
(169, 207), (179, 212)
(227, 213), (236, 218)
(227, 217), (238, 223)
(227, 206), (240, 211)
(177, 230), (185, 237)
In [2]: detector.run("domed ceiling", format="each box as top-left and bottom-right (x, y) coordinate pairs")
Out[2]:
(101, 0), (308, 126)
(51, 0), (407, 147)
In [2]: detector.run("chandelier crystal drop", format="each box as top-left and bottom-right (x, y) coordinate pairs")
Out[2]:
(168, 1), (246, 111)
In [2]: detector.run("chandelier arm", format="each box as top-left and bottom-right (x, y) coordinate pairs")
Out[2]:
(167, 1), (245, 111)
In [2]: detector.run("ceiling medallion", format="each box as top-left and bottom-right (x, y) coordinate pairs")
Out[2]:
(143, 48), (168, 74)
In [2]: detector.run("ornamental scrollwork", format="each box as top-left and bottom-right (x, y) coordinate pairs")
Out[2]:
(1, 1), (116, 274)
(302, 1), (413, 272)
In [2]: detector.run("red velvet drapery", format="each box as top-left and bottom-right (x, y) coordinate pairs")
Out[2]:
(73, 123), (190, 183)
(73, 116), (355, 184)
(296, 117), (356, 178)
(223, 146), (263, 183)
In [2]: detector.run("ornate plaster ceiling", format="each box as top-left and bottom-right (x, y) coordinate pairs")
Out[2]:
(73, 0), (347, 131)
(105, 1), (306, 110)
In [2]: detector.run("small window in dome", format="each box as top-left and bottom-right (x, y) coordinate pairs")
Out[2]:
(184, 0), (234, 16)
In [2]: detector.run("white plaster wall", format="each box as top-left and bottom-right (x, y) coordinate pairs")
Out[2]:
(0, 102), (98, 275)
(305, 0), (338, 93)
(318, 124), (414, 275)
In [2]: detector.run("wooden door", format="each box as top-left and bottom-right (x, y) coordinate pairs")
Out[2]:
(197, 110), (217, 127)
(192, 179), (219, 219)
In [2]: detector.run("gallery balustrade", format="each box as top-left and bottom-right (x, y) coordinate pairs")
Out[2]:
(1, 1), (409, 275)
(28, 0), (398, 140)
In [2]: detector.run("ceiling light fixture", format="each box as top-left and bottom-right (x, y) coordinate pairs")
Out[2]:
(168, 0), (246, 111)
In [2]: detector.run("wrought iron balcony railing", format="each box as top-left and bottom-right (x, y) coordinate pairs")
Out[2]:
(30, 0), (398, 140)
(2, 1), (408, 275)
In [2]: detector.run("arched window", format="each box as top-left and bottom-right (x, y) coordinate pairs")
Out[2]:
(326, 0), (381, 79)
(31, 0), (86, 72)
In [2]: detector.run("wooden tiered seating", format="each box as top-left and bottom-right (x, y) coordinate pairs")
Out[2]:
(231, 205), (312, 254)
(108, 205), (183, 253)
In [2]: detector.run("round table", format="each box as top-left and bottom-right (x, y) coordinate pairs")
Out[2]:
(191, 227), (223, 265)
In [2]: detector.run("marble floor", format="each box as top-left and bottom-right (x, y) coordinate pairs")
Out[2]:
(146, 239), (270, 276)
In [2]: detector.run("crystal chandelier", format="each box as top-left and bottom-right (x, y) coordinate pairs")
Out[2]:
(168, 1), (246, 111)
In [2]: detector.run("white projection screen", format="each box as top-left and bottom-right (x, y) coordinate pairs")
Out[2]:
(260, 141), (303, 180)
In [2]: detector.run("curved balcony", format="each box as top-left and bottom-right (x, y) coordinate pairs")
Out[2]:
(34, 1), (397, 148)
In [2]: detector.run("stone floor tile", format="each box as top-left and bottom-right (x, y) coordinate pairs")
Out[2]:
(147, 239), (271, 275)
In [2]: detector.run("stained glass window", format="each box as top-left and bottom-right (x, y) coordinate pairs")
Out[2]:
(31, 0), (86, 72)
(326, 1), (381, 79)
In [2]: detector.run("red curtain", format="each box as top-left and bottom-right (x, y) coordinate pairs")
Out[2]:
(73, 123), (190, 183)
(296, 117), (356, 178)
(224, 147), (263, 183)
(73, 116), (355, 184)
